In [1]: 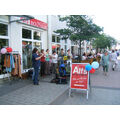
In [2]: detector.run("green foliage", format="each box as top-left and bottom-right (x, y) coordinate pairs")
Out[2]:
(92, 34), (117, 50)
(55, 15), (103, 42)
(54, 15), (103, 61)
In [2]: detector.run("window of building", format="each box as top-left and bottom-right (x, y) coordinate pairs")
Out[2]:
(0, 23), (8, 36)
(22, 28), (42, 70)
(22, 28), (31, 39)
(22, 41), (32, 69)
(33, 42), (42, 52)
(57, 37), (60, 43)
(52, 35), (55, 42)
(33, 31), (41, 40)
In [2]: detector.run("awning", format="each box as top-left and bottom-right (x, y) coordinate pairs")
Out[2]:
(9, 15), (34, 23)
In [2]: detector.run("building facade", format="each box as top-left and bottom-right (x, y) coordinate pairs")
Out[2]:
(0, 15), (77, 79)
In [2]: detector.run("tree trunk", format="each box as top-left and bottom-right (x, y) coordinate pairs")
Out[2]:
(96, 47), (98, 53)
(79, 40), (82, 62)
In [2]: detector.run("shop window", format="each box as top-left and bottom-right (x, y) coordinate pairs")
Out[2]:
(22, 41), (32, 69)
(22, 28), (31, 39)
(57, 37), (60, 43)
(33, 31), (41, 40)
(0, 39), (8, 75)
(33, 42), (42, 53)
(52, 35), (55, 42)
(0, 23), (8, 36)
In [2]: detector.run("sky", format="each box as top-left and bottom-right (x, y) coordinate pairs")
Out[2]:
(93, 14), (120, 42)
(1, 0), (120, 43)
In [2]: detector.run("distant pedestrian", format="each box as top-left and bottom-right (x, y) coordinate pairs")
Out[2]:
(101, 51), (110, 76)
(32, 48), (43, 85)
(110, 50), (118, 71)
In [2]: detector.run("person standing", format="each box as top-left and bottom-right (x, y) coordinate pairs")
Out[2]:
(45, 49), (50, 75)
(40, 49), (46, 76)
(110, 50), (118, 71)
(51, 51), (58, 74)
(101, 51), (110, 76)
(66, 49), (72, 73)
(58, 48), (65, 64)
(32, 48), (43, 85)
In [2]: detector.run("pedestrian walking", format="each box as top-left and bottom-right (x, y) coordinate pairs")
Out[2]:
(101, 51), (110, 76)
(32, 48), (43, 85)
(110, 50), (118, 71)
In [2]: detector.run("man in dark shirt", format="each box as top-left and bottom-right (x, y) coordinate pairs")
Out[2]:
(32, 48), (43, 85)
(58, 48), (66, 64)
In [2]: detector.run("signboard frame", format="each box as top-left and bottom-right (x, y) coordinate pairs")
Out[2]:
(69, 63), (90, 99)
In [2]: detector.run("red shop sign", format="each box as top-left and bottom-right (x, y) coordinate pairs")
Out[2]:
(20, 17), (48, 30)
(70, 63), (89, 89)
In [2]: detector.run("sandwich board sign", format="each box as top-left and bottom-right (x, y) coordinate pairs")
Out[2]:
(69, 63), (90, 99)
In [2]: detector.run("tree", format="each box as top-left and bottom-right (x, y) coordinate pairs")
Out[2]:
(92, 34), (117, 52)
(55, 15), (103, 61)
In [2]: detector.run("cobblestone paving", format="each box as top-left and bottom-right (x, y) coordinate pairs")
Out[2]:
(62, 60), (120, 105)
(0, 82), (68, 105)
(91, 61), (120, 88)
(62, 88), (120, 105)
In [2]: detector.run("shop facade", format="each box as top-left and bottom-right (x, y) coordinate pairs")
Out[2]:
(48, 15), (72, 55)
(0, 15), (48, 78)
(0, 15), (79, 79)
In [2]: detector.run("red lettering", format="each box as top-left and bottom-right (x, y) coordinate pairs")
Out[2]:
(20, 17), (48, 30)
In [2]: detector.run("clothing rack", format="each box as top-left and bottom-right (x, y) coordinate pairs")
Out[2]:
(4, 52), (21, 84)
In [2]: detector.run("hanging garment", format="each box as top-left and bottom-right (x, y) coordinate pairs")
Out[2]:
(4, 54), (15, 72)
(11, 54), (22, 78)
(18, 54), (22, 78)
(4, 54), (10, 68)
(11, 55), (18, 76)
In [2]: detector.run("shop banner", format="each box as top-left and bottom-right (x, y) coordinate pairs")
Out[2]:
(20, 17), (48, 30)
(70, 63), (89, 90)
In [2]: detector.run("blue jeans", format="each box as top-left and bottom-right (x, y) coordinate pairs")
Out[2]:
(33, 67), (39, 84)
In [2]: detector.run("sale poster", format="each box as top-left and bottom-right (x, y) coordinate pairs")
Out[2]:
(70, 63), (89, 90)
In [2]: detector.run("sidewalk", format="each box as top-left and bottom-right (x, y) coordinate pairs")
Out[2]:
(0, 61), (120, 105)
(62, 61), (120, 105)
(0, 75), (69, 105)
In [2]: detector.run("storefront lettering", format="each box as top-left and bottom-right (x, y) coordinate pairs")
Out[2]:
(20, 17), (48, 30)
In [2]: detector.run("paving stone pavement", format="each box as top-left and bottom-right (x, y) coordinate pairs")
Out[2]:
(0, 60), (120, 105)
(91, 61), (120, 88)
(0, 82), (69, 105)
(0, 74), (69, 105)
(62, 60), (120, 105)
(62, 88), (120, 105)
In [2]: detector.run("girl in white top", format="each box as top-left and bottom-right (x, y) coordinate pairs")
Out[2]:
(52, 51), (58, 74)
